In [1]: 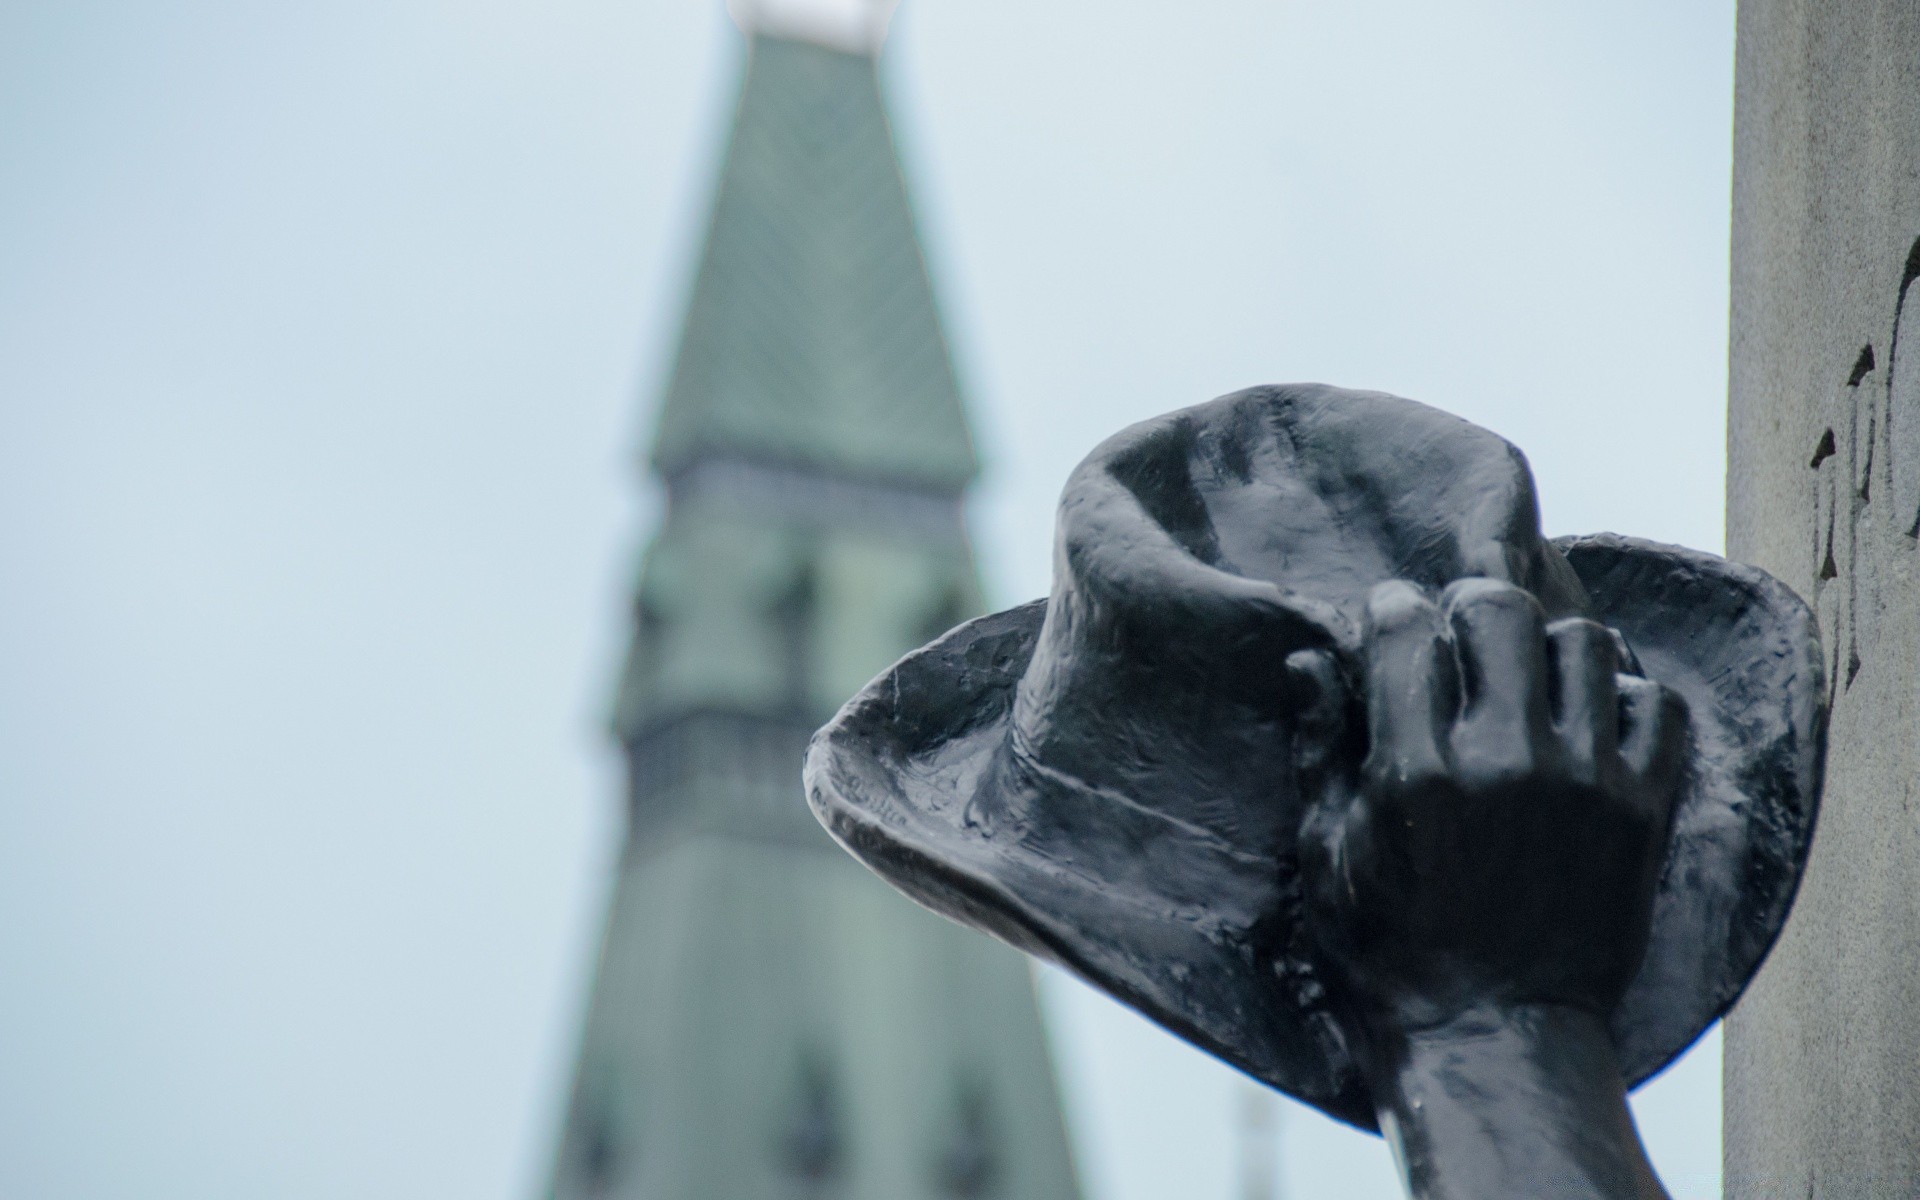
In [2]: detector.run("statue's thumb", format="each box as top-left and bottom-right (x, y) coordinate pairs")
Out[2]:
(1285, 648), (1354, 807)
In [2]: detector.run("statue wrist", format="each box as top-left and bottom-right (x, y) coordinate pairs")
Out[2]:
(1359, 1003), (1670, 1200)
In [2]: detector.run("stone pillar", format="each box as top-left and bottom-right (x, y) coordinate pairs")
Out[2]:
(1724, 2), (1920, 1195)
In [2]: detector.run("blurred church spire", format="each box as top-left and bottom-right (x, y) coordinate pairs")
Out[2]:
(541, 17), (1081, 1200)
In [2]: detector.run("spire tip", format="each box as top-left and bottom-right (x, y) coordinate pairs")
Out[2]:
(726, 0), (900, 53)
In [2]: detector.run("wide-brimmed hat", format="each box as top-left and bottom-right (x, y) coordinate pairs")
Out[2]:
(805, 384), (1824, 1130)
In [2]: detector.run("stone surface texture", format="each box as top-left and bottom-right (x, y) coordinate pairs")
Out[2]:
(1724, 1), (1920, 1195)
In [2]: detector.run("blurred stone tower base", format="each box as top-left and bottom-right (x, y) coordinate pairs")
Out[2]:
(1724, 3), (1920, 1195)
(543, 26), (1082, 1200)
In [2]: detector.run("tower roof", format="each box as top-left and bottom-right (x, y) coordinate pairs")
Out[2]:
(550, 22), (1081, 1200)
(649, 32), (979, 493)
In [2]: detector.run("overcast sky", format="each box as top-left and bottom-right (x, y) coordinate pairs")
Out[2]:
(0, 2), (1735, 1197)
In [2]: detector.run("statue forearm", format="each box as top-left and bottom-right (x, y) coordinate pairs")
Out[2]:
(1365, 1004), (1669, 1200)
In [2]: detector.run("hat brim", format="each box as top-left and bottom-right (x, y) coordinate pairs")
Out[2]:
(805, 532), (1824, 1131)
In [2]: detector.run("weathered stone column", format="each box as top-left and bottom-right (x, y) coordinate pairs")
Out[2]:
(1724, 2), (1920, 1195)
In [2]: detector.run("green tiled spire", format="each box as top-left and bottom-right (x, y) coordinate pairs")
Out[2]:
(546, 24), (1081, 1200)
(651, 33), (978, 492)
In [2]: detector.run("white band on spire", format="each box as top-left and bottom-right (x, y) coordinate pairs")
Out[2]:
(726, 0), (900, 53)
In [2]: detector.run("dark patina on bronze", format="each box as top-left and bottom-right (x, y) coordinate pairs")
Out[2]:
(805, 385), (1825, 1198)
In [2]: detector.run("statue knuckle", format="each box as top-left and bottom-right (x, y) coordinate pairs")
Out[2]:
(1441, 576), (1526, 610)
(1449, 738), (1540, 791)
(1362, 756), (1448, 802)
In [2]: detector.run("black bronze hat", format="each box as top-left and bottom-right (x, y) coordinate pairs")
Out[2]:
(805, 384), (1824, 1130)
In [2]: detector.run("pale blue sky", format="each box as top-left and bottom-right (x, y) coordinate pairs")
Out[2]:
(0, 2), (1734, 1197)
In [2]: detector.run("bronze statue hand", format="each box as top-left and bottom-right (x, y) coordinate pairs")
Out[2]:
(1295, 577), (1686, 1029)
(1292, 578), (1687, 1200)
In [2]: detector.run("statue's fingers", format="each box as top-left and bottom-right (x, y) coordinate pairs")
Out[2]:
(1441, 578), (1554, 779)
(1286, 648), (1349, 785)
(1361, 581), (1453, 790)
(1617, 675), (1687, 823)
(1545, 617), (1620, 783)
(1607, 626), (1644, 677)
